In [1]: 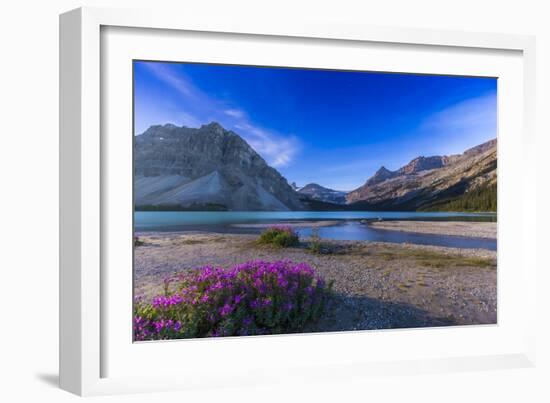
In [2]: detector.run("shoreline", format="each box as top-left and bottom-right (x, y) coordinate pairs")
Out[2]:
(366, 220), (496, 239)
(135, 219), (497, 251)
(134, 232), (496, 330)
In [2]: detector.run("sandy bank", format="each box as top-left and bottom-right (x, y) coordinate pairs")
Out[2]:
(134, 232), (496, 330)
(368, 220), (497, 239)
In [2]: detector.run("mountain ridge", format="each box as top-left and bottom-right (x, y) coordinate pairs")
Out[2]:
(134, 121), (496, 212)
(134, 122), (303, 211)
(346, 138), (497, 211)
(296, 183), (347, 204)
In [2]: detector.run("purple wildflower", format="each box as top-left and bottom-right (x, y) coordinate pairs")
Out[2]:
(219, 303), (233, 317)
(134, 260), (330, 340)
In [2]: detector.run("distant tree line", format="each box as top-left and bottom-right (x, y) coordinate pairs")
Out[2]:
(420, 183), (497, 212)
(135, 203), (228, 211)
(135, 185), (497, 213)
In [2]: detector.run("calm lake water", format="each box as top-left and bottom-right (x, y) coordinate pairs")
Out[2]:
(134, 211), (497, 250)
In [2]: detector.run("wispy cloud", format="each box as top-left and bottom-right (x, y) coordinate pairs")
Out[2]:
(307, 93), (496, 190)
(224, 109), (246, 119)
(141, 63), (299, 167)
(233, 123), (300, 167)
(144, 63), (199, 99)
(178, 111), (202, 128)
(418, 92), (497, 154)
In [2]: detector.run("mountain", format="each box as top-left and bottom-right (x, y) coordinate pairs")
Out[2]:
(396, 156), (446, 175)
(297, 183), (347, 204)
(134, 122), (303, 211)
(135, 123), (496, 212)
(346, 139), (497, 211)
(361, 156), (446, 187)
(364, 166), (397, 186)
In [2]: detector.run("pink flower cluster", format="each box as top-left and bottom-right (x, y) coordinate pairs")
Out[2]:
(134, 260), (330, 341)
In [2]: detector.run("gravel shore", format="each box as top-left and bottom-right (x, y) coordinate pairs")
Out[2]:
(368, 220), (497, 239)
(231, 220), (340, 229)
(134, 232), (497, 331)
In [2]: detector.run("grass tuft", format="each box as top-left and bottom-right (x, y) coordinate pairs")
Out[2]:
(256, 226), (300, 248)
(134, 236), (145, 247)
(307, 229), (323, 254)
(375, 247), (494, 269)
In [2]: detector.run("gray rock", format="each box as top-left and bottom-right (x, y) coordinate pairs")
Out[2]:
(134, 122), (303, 211)
(297, 183), (347, 204)
(346, 139), (497, 210)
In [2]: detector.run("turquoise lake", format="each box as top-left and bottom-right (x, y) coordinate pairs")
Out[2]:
(134, 211), (497, 251)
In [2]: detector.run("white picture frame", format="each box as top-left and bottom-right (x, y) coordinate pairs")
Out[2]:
(59, 6), (537, 396)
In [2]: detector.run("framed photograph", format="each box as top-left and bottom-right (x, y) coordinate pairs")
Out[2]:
(60, 7), (537, 396)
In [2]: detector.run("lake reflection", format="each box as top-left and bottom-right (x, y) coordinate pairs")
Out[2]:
(134, 211), (497, 250)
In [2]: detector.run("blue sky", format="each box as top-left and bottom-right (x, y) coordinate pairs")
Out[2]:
(134, 61), (497, 191)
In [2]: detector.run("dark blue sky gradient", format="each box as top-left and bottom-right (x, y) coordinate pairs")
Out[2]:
(134, 61), (497, 191)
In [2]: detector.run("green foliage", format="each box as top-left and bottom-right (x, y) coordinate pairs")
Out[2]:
(134, 261), (332, 340)
(377, 247), (495, 268)
(298, 196), (350, 211)
(134, 236), (145, 247)
(420, 183), (497, 212)
(307, 228), (323, 254)
(257, 226), (300, 247)
(135, 203), (228, 211)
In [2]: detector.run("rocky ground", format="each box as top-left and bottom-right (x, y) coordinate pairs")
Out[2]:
(134, 231), (497, 332)
(368, 220), (497, 239)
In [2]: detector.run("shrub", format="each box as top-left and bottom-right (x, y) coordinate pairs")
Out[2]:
(134, 236), (144, 247)
(257, 225), (299, 247)
(134, 260), (331, 340)
(307, 228), (323, 254)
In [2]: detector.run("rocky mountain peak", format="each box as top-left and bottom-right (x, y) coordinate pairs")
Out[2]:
(346, 139), (497, 209)
(297, 183), (347, 204)
(463, 139), (497, 156)
(365, 166), (397, 186)
(301, 183), (323, 191)
(397, 156), (445, 175)
(134, 122), (303, 211)
(199, 121), (226, 135)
